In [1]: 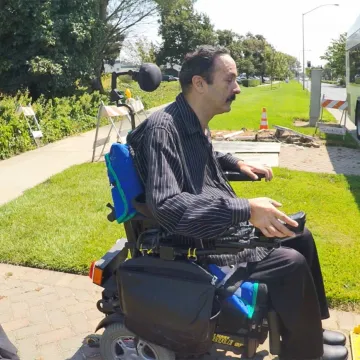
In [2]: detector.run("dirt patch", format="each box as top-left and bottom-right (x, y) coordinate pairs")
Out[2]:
(211, 129), (360, 176)
(293, 120), (312, 127)
(212, 128), (321, 147)
(212, 129), (275, 141)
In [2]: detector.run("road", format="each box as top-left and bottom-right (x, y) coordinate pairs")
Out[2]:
(304, 80), (346, 101)
(320, 83), (346, 101)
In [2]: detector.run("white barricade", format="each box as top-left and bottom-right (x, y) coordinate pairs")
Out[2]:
(15, 104), (43, 147)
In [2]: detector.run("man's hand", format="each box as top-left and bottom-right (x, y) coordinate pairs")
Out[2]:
(248, 197), (298, 238)
(237, 161), (273, 182)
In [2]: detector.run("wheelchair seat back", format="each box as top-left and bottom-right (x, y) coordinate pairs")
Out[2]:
(105, 142), (144, 224)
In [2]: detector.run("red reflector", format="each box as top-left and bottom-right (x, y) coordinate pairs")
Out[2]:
(89, 261), (95, 279)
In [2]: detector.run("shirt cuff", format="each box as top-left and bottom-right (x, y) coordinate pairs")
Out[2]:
(226, 198), (251, 224)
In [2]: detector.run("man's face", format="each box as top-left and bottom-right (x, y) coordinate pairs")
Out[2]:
(205, 54), (241, 115)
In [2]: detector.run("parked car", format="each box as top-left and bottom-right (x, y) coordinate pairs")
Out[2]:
(236, 75), (246, 84)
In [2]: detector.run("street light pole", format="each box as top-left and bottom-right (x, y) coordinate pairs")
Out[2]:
(302, 3), (339, 90)
(302, 13), (305, 90)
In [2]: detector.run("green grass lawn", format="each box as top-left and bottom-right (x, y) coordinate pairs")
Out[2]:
(210, 81), (333, 132)
(210, 81), (359, 149)
(0, 163), (359, 310)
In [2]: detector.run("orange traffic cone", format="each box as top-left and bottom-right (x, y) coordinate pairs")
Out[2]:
(260, 107), (269, 130)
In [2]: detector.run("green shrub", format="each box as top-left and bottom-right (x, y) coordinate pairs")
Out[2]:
(120, 75), (134, 84)
(338, 78), (346, 86)
(0, 91), (109, 160)
(241, 79), (261, 87)
(0, 80), (180, 160)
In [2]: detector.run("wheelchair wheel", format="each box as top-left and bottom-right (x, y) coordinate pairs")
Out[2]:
(246, 339), (259, 358)
(100, 322), (176, 360)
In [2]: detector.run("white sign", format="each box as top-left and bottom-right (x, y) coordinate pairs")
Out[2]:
(318, 125), (346, 136)
(31, 130), (43, 139)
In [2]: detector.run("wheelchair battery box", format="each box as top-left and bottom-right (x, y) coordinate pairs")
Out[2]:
(116, 256), (221, 356)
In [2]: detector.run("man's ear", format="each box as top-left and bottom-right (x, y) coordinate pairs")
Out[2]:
(192, 75), (206, 94)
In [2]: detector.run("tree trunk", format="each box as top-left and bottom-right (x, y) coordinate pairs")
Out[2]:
(91, 0), (109, 94)
(100, 0), (109, 21)
(92, 61), (105, 94)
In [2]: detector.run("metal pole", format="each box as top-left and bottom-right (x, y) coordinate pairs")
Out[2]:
(92, 102), (103, 162)
(302, 13), (305, 90)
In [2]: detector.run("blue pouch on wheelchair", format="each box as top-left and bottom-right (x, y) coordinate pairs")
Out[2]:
(105, 143), (144, 223)
(208, 264), (259, 319)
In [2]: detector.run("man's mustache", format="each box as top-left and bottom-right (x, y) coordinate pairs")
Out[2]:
(227, 94), (236, 102)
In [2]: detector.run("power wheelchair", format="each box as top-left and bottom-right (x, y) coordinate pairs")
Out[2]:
(89, 168), (308, 360)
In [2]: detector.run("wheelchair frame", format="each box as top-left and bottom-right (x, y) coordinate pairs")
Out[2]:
(90, 105), (283, 358)
(91, 172), (283, 359)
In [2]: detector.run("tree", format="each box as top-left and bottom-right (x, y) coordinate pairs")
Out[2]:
(216, 30), (241, 48)
(322, 64), (333, 80)
(236, 33), (272, 80)
(0, 0), (99, 98)
(121, 36), (158, 65)
(93, 0), (164, 91)
(215, 30), (243, 70)
(320, 32), (346, 79)
(0, 0), (179, 97)
(156, 0), (216, 66)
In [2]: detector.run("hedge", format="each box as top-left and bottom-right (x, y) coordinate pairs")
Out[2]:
(241, 79), (261, 87)
(0, 80), (180, 160)
(0, 91), (109, 160)
(322, 80), (337, 84)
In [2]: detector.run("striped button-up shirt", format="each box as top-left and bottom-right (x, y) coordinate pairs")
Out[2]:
(127, 93), (271, 266)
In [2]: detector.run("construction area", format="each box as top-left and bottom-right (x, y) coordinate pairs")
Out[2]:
(211, 107), (329, 169)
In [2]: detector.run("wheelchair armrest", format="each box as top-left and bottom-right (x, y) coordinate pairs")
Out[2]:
(224, 171), (265, 182)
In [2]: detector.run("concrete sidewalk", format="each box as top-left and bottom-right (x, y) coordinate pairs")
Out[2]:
(0, 263), (356, 360)
(0, 264), (103, 360)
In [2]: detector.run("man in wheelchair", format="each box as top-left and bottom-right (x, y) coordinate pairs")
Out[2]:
(126, 45), (347, 360)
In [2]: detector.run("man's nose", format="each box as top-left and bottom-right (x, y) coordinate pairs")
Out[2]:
(234, 83), (241, 94)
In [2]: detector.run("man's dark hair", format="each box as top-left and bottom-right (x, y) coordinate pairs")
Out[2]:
(179, 45), (230, 93)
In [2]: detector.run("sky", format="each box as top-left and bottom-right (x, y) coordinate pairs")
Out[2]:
(125, 0), (360, 68)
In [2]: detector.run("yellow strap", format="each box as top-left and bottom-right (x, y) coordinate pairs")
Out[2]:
(147, 248), (153, 254)
(187, 248), (197, 260)
(126, 249), (132, 260)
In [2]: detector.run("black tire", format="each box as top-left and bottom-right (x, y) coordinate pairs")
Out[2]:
(100, 322), (176, 360)
(246, 339), (259, 358)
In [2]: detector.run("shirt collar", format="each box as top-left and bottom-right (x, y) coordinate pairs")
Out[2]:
(175, 93), (203, 134)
